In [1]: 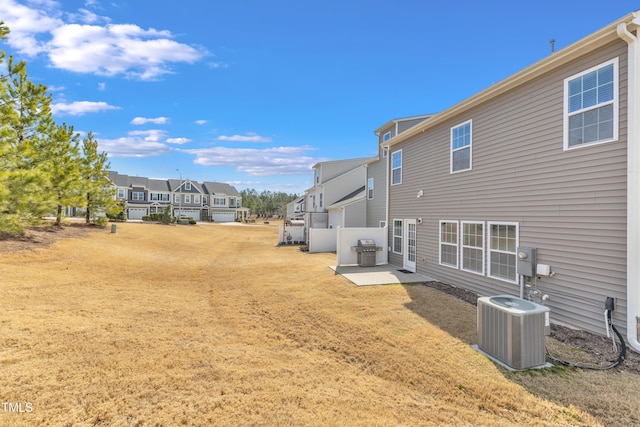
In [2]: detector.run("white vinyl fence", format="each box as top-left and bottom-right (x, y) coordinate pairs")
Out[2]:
(336, 226), (388, 267)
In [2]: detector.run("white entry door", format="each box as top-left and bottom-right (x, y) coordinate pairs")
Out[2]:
(403, 219), (417, 272)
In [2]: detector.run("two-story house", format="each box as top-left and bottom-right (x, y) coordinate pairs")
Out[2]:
(367, 114), (434, 228)
(380, 11), (640, 352)
(109, 171), (244, 222)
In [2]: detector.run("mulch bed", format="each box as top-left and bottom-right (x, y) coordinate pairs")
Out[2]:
(423, 281), (640, 373)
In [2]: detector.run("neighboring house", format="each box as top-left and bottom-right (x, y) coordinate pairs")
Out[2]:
(367, 114), (434, 228)
(282, 157), (373, 246)
(327, 185), (366, 229)
(202, 181), (247, 222)
(108, 171), (244, 222)
(381, 11), (640, 352)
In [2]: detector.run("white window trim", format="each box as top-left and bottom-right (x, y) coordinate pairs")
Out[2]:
(391, 149), (402, 186)
(392, 219), (403, 254)
(450, 120), (472, 174)
(185, 194), (191, 203)
(174, 194), (180, 203)
(439, 220), (459, 269)
(367, 177), (374, 200)
(185, 181), (191, 190)
(383, 131), (391, 142)
(563, 57), (619, 151)
(461, 221), (485, 276)
(487, 221), (519, 284)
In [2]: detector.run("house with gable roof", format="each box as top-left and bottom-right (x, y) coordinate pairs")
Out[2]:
(377, 11), (640, 351)
(108, 171), (244, 222)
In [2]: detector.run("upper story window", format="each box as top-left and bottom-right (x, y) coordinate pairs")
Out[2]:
(117, 188), (125, 199)
(132, 191), (145, 201)
(391, 150), (402, 185)
(564, 58), (618, 150)
(367, 178), (374, 199)
(185, 194), (191, 203)
(383, 131), (391, 142)
(213, 197), (225, 206)
(202, 195), (207, 205)
(229, 197), (236, 207)
(184, 181), (191, 191)
(315, 169), (320, 184)
(194, 195), (200, 204)
(150, 193), (170, 201)
(319, 193), (323, 208)
(451, 120), (472, 173)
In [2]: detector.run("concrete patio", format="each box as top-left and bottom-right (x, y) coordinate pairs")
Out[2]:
(330, 264), (433, 286)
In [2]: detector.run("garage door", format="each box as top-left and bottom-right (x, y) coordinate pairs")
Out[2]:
(179, 209), (201, 221)
(128, 208), (147, 220)
(213, 211), (235, 222)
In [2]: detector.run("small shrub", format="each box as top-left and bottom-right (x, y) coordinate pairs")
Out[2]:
(94, 216), (109, 227)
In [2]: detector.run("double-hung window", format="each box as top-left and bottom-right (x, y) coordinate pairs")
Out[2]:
(132, 191), (144, 201)
(439, 221), (458, 268)
(488, 222), (518, 283)
(461, 221), (484, 275)
(392, 219), (403, 254)
(564, 58), (618, 150)
(391, 150), (402, 185)
(451, 120), (472, 173)
(367, 178), (374, 199)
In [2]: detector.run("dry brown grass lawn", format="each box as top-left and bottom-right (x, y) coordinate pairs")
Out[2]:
(0, 222), (635, 426)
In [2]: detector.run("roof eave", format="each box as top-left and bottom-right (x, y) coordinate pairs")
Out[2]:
(383, 11), (638, 148)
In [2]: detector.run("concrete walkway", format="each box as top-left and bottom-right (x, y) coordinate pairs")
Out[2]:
(330, 264), (433, 286)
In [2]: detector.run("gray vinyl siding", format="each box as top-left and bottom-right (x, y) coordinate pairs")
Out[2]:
(388, 40), (628, 336)
(397, 117), (428, 134)
(366, 156), (387, 228)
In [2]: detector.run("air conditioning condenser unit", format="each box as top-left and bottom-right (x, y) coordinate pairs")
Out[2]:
(477, 295), (550, 370)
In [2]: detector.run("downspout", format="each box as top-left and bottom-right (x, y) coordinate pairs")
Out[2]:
(385, 144), (390, 235)
(617, 13), (640, 353)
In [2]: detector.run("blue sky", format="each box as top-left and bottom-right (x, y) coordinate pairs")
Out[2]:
(0, 1), (636, 195)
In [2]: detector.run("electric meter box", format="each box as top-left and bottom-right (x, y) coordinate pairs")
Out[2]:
(517, 246), (537, 277)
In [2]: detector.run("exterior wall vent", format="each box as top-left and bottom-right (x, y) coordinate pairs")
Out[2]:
(477, 295), (550, 370)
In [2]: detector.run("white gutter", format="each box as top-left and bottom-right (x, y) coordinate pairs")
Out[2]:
(617, 13), (640, 353)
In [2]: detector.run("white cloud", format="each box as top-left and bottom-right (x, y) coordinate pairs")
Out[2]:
(184, 145), (323, 176)
(216, 133), (272, 143)
(166, 137), (191, 145)
(0, 1), (208, 80)
(97, 136), (172, 158)
(98, 82), (106, 91)
(130, 116), (170, 125)
(194, 119), (207, 125)
(51, 100), (119, 116)
(128, 129), (167, 142)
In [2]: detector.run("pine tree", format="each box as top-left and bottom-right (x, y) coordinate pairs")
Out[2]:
(0, 55), (54, 232)
(40, 122), (86, 226)
(80, 132), (117, 225)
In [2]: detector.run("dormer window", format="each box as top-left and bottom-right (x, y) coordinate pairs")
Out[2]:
(185, 181), (191, 191)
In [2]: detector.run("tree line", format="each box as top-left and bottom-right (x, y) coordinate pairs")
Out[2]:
(240, 189), (298, 219)
(0, 23), (118, 234)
